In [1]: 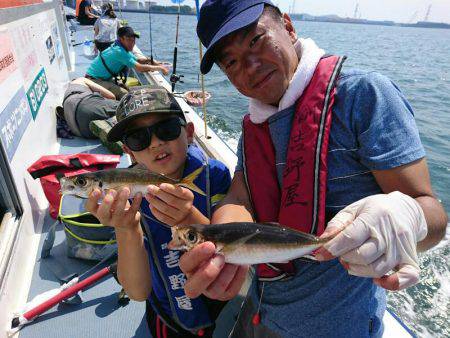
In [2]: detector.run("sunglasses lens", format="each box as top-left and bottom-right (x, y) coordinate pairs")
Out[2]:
(124, 128), (150, 151)
(123, 117), (185, 151)
(154, 118), (183, 141)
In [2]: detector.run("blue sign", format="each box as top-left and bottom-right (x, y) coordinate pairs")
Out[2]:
(26, 67), (48, 120)
(0, 87), (32, 162)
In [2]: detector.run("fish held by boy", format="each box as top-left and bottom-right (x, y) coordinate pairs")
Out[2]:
(59, 167), (205, 198)
(168, 222), (333, 265)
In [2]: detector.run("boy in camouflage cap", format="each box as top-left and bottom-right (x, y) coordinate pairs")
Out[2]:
(87, 86), (231, 337)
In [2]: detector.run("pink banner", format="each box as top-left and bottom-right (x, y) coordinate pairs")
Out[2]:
(0, 0), (43, 9)
(0, 32), (18, 85)
(11, 24), (39, 81)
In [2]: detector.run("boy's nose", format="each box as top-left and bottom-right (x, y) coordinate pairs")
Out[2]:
(149, 134), (164, 149)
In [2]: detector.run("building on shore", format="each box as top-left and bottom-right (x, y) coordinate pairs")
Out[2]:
(110, 0), (156, 12)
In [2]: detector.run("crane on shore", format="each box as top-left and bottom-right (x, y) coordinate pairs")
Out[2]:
(353, 3), (359, 18)
(353, 3), (362, 19)
(424, 4), (432, 22)
(289, 0), (296, 15)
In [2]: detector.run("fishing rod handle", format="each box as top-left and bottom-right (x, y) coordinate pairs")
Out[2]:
(22, 266), (111, 321)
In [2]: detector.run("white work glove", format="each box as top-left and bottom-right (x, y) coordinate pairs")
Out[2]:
(316, 191), (427, 291)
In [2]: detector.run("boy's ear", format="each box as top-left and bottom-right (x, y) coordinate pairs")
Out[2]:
(185, 122), (195, 143)
(123, 144), (137, 163)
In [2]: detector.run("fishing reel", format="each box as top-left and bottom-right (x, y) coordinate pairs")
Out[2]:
(170, 73), (184, 89)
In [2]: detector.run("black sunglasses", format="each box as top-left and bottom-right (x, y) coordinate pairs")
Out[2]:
(123, 117), (186, 152)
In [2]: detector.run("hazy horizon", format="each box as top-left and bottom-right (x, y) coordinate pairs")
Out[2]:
(153, 0), (450, 24)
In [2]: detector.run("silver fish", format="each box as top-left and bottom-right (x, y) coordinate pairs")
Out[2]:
(168, 222), (332, 265)
(59, 167), (205, 198)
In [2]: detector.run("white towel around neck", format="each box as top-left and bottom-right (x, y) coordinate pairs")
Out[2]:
(248, 38), (325, 124)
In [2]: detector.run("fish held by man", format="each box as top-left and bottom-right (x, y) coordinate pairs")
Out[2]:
(168, 222), (333, 265)
(59, 167), (205, 198)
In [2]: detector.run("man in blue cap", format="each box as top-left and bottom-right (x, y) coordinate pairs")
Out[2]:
(179, 1), (447, 337)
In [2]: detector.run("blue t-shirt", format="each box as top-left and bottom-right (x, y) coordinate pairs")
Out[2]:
(86, 43), (137, 80)
(236, 70), (425, 337)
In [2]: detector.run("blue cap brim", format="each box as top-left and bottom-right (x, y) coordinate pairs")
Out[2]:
(200, 4), (265, 74)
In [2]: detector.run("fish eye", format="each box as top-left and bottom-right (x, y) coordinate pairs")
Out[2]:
(186, 230), (197, 243)
(76, 177), (87, 187)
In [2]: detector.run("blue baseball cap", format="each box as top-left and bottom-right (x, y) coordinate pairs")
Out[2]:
(197, 0), (276, 74)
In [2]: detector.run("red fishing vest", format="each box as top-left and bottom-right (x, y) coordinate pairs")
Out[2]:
(242, 55), (345, 281)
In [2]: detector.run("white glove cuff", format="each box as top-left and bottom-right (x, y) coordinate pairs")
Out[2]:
(389, 191), (428, 242)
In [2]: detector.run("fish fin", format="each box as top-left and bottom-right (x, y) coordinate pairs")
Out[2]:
(215, 243), (224, 253)
(179, 167), (205, 196)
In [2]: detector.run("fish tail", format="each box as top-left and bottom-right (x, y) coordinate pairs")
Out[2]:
(179, 167), (205, 196)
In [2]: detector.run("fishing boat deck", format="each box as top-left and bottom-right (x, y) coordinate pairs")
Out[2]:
(16, 17), (239, 338)
(17, 20), (149, 333)
(18, 136), (150, 338)
(1, 3), (413, 337)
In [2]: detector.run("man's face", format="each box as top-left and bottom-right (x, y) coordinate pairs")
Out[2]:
(216, 13), (298, 105)
(123, 114), (194, 179)
(119, 35), (136, 51)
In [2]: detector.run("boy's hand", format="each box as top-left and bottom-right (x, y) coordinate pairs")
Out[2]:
(85, 187), (143, 233)
(146, 184), (194, 226)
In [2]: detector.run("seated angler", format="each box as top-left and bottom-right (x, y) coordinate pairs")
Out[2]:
(77, 0), (99, 26)
(61, 77), (118, 139)
(85, 26), (170, 100)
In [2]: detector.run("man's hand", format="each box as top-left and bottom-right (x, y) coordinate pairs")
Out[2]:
(315, 191), (427, 291)
(85, 187), (142, 233)
(158, 65), (170, 76)
(146, 184), (195, 226)
(179, 242), (248, 300)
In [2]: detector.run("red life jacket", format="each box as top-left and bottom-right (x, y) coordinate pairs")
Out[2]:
(242, 55), (345, 281)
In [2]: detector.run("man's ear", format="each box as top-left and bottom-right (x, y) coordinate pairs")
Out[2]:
(185, 122), (195, 143)
(282, 13), (298, 43)
(123, 144), (137, 163)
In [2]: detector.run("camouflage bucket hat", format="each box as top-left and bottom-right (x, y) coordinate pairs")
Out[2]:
(107, 86), (185, 142)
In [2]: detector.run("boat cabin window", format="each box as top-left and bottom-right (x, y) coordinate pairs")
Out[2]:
(0, 146), (22, 227)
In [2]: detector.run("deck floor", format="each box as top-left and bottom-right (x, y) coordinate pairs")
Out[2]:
(19, 137), (149, 338)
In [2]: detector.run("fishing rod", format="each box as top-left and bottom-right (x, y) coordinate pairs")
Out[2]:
(73, 39), (93, 47)
(195, 0), (209, 139)
(148, 1), (154, 64)
(10, 261), (118, 333)
(118, 0), (124, 21)
(198, 38), (209, 139)
(170, 0), (184, 92)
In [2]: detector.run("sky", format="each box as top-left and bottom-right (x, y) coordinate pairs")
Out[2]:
(155, 0), (450, 24)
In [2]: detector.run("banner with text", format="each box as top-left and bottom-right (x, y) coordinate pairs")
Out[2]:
(0, 87), (32, 162)
(26, 67), (48, 120)
(0, 31), (18, 85)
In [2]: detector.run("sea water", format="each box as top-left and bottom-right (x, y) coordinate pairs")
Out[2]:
(124, 12), (449, 337)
